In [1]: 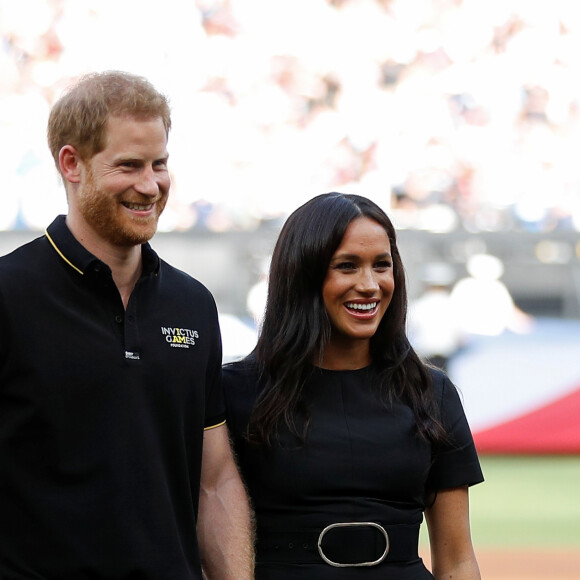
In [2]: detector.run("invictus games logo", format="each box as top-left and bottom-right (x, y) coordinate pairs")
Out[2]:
(161, 327), (199, 349)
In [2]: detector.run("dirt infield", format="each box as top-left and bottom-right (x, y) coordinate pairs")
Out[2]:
(477, 549), (580, 580)
(420, 548), (580, 579)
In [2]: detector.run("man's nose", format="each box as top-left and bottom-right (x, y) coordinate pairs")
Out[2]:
(135, 166), (160, 196)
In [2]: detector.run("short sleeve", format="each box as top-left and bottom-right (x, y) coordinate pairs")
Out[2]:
(0, 287), (6, 367)
(203, 298), (226, 430)
(222, 362), (258, 436)
(426, 371), (484, 490)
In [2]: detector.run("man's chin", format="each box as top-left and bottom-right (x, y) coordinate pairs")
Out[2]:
(108, 223), (159, 247)
(122, 231), (157, 246)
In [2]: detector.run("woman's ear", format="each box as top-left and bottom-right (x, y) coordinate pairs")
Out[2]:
(58, 145), (83, 184)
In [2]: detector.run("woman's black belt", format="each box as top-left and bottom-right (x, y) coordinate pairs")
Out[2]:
(256, 522), (420, 567)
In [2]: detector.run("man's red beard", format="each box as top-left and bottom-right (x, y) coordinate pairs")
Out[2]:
(77, 168), (167, 247)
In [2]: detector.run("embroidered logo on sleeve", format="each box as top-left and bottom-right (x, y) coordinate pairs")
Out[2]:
(161, 327), (199, 349)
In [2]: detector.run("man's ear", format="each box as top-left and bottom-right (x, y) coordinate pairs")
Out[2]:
(59, 145), (83, 184)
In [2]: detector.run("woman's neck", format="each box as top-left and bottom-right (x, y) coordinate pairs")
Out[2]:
(318, 339), (371, 370)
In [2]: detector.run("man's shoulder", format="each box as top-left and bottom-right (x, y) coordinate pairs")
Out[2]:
(154, 256), (219, 310)
(157, 257), (209, 290)
(0, 234), (48, 274)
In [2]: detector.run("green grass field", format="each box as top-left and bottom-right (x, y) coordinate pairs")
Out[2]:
(421, 455), (580, 548)
(470, 455), (580, 548)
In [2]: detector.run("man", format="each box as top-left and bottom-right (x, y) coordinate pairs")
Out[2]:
(0, 71), (254, 579)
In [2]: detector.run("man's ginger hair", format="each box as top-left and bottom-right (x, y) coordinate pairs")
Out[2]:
(47, 70), (171, 171)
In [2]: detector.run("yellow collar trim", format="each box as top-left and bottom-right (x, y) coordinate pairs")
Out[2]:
(45, 229), (84, 275)
(204, 420), (226, 431)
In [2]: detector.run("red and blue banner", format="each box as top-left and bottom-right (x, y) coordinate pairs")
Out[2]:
(449, 318), (580, 454)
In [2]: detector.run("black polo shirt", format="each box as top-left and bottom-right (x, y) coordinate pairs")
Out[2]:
(0, 215), (225, 579)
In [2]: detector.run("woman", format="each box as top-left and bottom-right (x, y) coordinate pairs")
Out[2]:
(224, 192), (483, 579)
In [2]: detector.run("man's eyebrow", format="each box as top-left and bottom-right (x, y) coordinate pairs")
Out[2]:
(113, 153), (169, 164)
(113, 155), (141, 164)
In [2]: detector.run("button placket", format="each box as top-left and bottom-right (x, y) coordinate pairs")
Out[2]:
(123, 287), (142, 362)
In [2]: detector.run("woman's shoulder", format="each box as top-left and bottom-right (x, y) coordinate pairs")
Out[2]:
(424, 366), (472, 430)
(427, 365), (447, 386)
(426, 365), (459, 402)
(222, 356), (261, 397)
(222, 357), (261, 434)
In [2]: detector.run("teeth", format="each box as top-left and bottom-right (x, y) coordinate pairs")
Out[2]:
(346, 302), (377, 311)
(124, 202), (152, 211)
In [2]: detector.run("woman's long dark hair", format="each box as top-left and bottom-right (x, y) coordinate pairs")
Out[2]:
(246, 192), (447, 445)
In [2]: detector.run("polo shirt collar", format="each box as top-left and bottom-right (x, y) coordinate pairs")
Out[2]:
(45, 215), (160, 277)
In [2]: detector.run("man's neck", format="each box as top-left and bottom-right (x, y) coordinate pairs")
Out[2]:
(98, 245), (143, 309)
(66, 216), (143, 309)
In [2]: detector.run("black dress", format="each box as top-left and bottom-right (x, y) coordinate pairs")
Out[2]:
(223, 362), (484, 579)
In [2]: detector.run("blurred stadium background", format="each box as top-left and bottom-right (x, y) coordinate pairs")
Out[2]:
(1, 1), (579, 576)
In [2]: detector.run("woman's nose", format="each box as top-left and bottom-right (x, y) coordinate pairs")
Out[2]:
(355, 269), (379, 293)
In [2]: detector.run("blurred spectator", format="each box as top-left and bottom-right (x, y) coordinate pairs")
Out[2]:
(2, 0), (580, 233)
(408, 262), (464, 371)
(450, 253), (535, 337)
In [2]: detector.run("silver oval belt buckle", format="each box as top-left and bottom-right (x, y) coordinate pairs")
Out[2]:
(317, 522), (390, 567)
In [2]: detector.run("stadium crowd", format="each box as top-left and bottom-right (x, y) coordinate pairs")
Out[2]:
(2, 0), (580, 234)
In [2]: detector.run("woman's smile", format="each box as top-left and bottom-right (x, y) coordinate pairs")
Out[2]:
(322, 216), (395, 349)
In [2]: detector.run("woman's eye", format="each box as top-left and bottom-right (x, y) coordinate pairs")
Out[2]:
(375, 261), (392, 270)
(336, 262), (356, 270)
